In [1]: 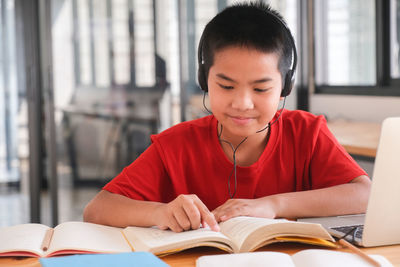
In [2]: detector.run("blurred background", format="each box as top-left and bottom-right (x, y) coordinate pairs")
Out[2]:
(0, 0), (399, 227)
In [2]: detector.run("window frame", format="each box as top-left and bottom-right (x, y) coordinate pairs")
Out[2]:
(315, 0), (400, 96)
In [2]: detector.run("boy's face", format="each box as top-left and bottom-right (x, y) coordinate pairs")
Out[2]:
(208, 46), (283, 138)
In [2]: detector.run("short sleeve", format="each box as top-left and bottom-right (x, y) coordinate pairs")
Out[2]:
(309, 120), (368, 189)
(102, 142), (172, 202)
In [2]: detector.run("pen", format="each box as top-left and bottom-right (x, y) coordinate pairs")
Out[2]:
(41, 228), (54, 252)
(337, 238), (381, 267)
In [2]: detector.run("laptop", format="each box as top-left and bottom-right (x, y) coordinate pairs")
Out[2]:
(298, 117), (400, 247)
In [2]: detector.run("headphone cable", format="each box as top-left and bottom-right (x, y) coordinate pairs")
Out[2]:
(202, 91), (213, 114)
(256, 97), (286, 133)
(217, 97), (286, 198)
(218, 125), (247, 199)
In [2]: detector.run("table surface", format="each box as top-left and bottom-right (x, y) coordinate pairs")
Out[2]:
(1, 243), (399, 267)
(327, 119), (381, 158)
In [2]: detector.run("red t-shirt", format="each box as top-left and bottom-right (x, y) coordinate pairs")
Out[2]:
(103, 110), (366, 211)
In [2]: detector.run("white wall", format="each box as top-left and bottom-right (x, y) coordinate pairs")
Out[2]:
(310, 94), (400, 123)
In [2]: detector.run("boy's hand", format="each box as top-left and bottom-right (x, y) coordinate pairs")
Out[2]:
(154, 194), (220, 233)
(212, 197), (278, 222)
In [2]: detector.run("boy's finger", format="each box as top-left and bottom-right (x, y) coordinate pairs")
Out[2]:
(211, 209), (220, 222)
(182, 200), (202, 229)
(194, 200), (220, 231)
(173, 206), (192, 231)
(211, 199), (234, 221)
(167, 217), (183, 233)
(211, 203), (229, 222)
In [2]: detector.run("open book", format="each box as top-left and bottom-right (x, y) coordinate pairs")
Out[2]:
(0, 222), (132, 257)
(196, 249), (394, 267)
(0, 217), (335, 257)
(123, 216), (336, 255)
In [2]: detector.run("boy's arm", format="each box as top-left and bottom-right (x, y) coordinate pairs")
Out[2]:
(212, 175), (371, 221)
(84, 190), (219, 232)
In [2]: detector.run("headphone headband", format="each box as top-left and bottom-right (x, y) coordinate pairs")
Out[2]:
(198, 6), (297, 97)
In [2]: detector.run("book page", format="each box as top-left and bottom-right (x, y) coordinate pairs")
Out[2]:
(123, 226), (237, 254)
(196, 252), (296, 267)
(45, 222), (131, 256)
(292, 249), (394, 267)
(0, 223), (49, 257)
(219, 217), (333, 252)
(219, 217), (290, 250)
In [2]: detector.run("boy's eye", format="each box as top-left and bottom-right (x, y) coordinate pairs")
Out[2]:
(217, 83), (234, 90)
(254, 88), (269, 92)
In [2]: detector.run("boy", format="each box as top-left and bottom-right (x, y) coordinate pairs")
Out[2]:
(84, 2), (370, 233)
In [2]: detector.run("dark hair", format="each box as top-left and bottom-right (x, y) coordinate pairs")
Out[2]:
(198, 2), (295, 91)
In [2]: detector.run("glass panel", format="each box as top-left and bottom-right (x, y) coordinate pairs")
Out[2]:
(133, 0), (155, 87)
(49, 0), (171, 223)
(0, 0), (29, 226)
(1, 0), (176, 225)
(0, 0), (19, 183)
(185, 0), (218, 121)
(391, 0), (400, 78)
(92, 0), (110, 87)
(315, 0), (376, 86)
(112, 0), (130, 85)
(77, 0), (93, 85)
(269, 0), (298, 36)
(268, 0), (298, 110)
(195, 0), (217, 53)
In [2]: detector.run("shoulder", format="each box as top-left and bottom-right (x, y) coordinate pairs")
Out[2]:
(280, 109), (327, 133)
(149, 115), (216, 162)
(282, 109), (326, 126)
(276, 110), (329, 146)
(151, 115), (215, 144)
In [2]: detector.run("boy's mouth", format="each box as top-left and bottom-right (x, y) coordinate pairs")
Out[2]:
(228, 115), (254, 125)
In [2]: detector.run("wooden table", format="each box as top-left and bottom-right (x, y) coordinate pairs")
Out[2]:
(1, 243), (399, 267)
(327, 119), (381, 158)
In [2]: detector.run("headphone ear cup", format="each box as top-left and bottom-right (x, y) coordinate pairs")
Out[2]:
(281, 70), (294, 97)
(198, 64), (208, 92)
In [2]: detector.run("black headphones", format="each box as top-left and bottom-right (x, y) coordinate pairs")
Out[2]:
(197, 9), (297, 97)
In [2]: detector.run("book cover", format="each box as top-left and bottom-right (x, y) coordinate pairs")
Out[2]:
(39, 252), (170, 267)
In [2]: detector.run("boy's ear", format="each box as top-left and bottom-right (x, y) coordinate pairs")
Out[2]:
(280, 96), (285, 101)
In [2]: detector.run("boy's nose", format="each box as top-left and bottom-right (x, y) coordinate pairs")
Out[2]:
(231, 90), (254, 111)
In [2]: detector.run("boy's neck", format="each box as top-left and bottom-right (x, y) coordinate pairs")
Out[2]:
(217, 122), (269, 146)
(217, 122), (270, 166)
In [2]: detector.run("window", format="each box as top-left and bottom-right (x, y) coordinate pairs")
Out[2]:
(314, 0), (400, 95)
(0, 0), (20, 184)
(71, 0), (156, 88)
(315, 0), (376, 86)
